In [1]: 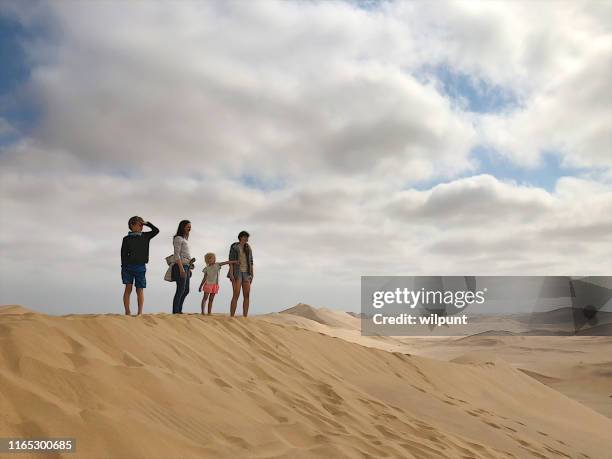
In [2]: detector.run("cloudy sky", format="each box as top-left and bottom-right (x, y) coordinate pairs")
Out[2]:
(0, 0), (610, 315)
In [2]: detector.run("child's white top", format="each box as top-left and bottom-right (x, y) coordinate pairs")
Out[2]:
(202, 263), (221, 284)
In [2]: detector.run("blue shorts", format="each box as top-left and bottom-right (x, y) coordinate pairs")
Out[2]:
(122, 264), (146, 288)
(237, 271), (252, 283)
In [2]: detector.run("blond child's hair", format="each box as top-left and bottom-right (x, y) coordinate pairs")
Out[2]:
(204, 253), (216, 265)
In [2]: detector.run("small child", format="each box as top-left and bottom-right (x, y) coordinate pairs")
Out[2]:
(198, 253), (237, 315)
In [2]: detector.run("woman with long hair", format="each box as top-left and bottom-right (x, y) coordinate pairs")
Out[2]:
(227, 230), (254, 317)
(172, 220), (192, 314)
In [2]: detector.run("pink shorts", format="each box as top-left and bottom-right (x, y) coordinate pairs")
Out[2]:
(203, 283), (220, 294)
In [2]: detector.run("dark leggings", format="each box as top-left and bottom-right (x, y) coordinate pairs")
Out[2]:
(172, 264), (190, 314)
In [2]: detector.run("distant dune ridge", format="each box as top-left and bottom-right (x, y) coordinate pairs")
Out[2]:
(1, 305), (612, 458)
(524, 307), (612, 326)
(279, 303), (360, 329)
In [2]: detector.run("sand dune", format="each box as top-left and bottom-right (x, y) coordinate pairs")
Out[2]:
(264, 305), (405, 353)
(577, 323), (612, 336)
(524, 308), (612, 326)
(268, 305), (612, 421)
(279, 303), (360, 330)
(1, 305), (612, 458)
(0, 305), (35, 315)
(517, 369), (563, 385)
(401, 335), (612, 420)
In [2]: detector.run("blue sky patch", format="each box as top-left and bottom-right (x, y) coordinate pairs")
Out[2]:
(0, 12), (40, 142)
(240, 174), (286, 192)
(0, 15), (29, 95)
(417, 64), (520, 114)
(411, 147), (590, 192)
(470, 147), (588, 191)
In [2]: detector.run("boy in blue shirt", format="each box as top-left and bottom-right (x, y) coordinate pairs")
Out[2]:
(121, 216), (159, 315)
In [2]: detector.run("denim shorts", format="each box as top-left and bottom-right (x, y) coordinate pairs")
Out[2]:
(122, 264), (146, 288)
(237, 271), (252, 283)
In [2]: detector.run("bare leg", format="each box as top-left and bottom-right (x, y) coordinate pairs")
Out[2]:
(123, 284), (132, 315)
(230, 279), (241, 317)
(207, 293), (216, 315)
(201, 292), (209, 315)
(242, 281), (251, 317)
(136, 288), (144, 315)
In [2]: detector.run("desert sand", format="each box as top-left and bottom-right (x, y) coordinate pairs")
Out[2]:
(1, 304), (612, 458)
(266, 304), (612, 420)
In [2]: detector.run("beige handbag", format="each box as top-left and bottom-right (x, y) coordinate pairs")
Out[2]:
(164, 255), (194, 281)
(164, 254), (175, 282)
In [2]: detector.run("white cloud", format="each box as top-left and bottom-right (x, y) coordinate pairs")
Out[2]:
(4, 0), (477, 185)
(1, 1), (610, 314)
(479, 37), (612, 169)
(364, 1), (612, 172)
(385, 174), (556, 225)
(1, 163), (610, 313)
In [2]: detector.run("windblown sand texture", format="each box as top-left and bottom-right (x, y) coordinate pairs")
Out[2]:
(1, 304), (611, 458)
